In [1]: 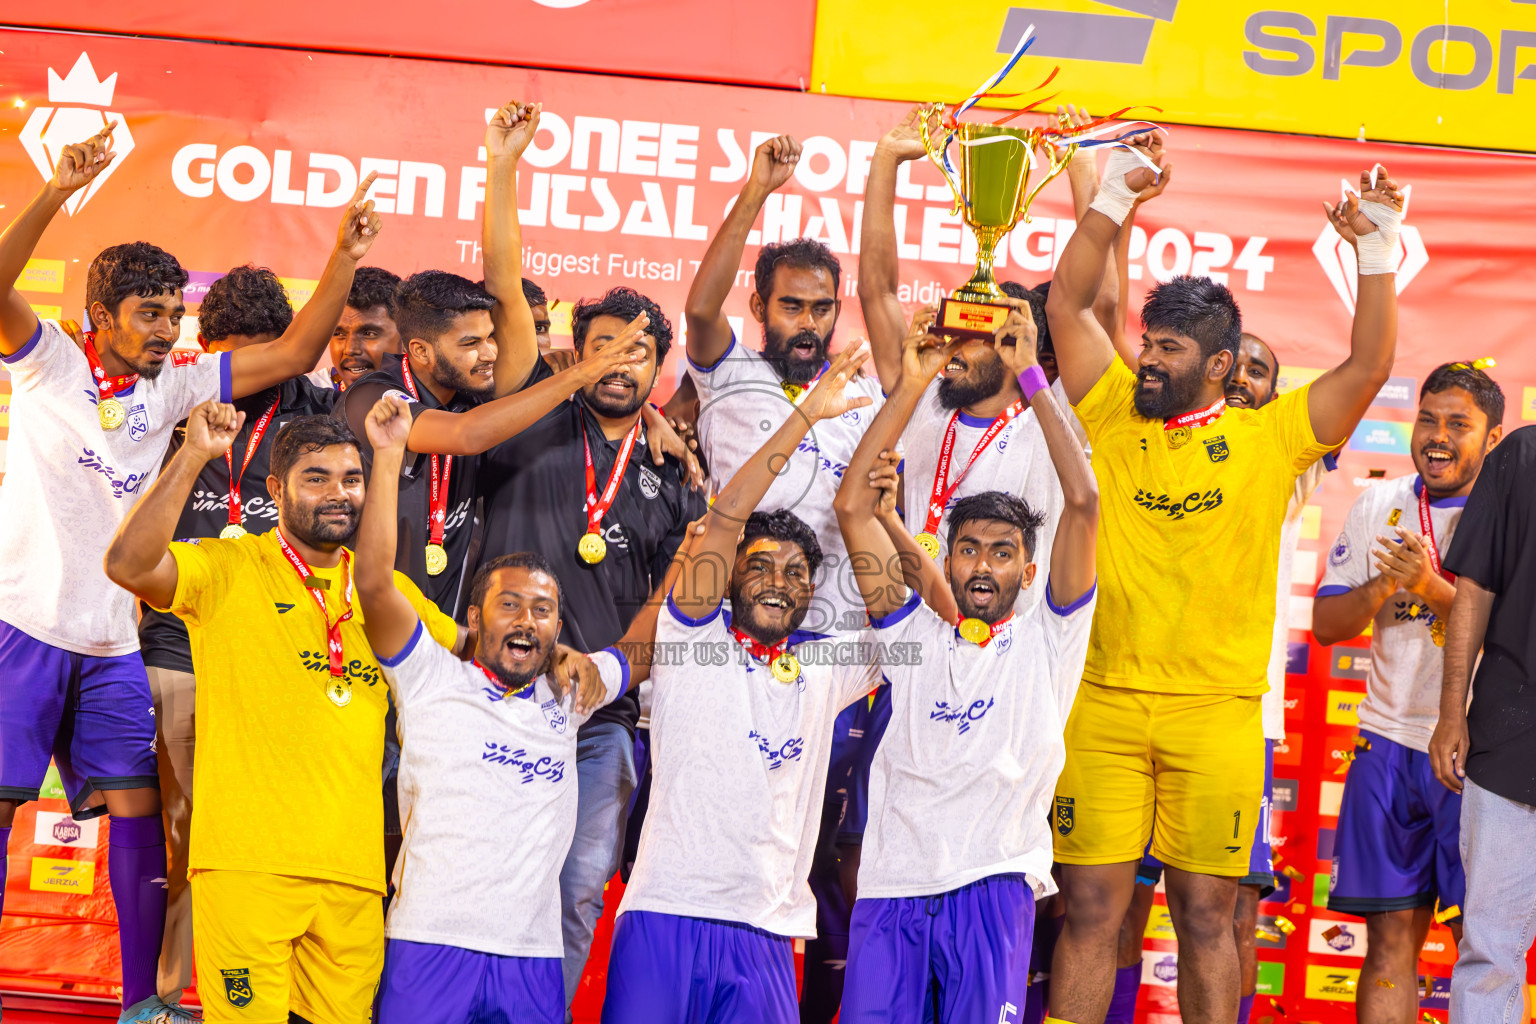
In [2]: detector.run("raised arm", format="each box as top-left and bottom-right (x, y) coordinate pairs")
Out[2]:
(997, 302), (1097, 607)
(1044, 134), (1168, 405)
(671, 342), (872, 618)
(104, 401), (244, 608)
(403, 312), (650, 456)
(869, 450), (958, 622)
(484, 100), (543, 397)
(1107, 153), (1171, 369)
(228, 175), (382, 397)
(0, 123), (117, 353)
(1056, 106), (1120, 340)
(859, 108), (929, 388)
(1305, 167), (1403, 447)
(354, 395), (421, 660)
(684, 135), (800, 369)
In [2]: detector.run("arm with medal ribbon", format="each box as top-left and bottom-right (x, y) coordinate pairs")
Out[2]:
(483, 99), (545, 399)
(104, 400), (247, 611)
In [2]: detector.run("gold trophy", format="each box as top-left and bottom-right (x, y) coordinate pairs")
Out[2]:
(919, 104), (1077, 339)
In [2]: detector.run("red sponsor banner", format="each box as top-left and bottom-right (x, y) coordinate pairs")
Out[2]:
(0, 27), (1534, 1023)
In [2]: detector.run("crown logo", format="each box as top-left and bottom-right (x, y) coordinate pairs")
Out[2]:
(47, 53), (117, 107)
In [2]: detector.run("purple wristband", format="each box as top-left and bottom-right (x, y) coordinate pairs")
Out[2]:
(1018, 365), (1049, 400)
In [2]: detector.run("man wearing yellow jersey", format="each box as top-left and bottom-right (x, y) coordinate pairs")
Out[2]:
(105, 406), (463, 1024)
(1041, 135), (1403, 1024)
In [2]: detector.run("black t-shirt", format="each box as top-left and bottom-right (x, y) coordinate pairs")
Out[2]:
(339, 354), (481, 618)
(1444, 425), (1536, 805)
(478, 358), (707, 734)
(139, 375), (338, 673)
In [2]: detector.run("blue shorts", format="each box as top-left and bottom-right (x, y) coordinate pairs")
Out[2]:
(835, 684), (891, 843)
(0, 620), (158, 818)
(842, 873), (1035, 1023)
(376, 938), (562, 1024)
(1137, 739), (1275, 893)
(1329, 730), (1464, 919)
(602, 911), (796, 1024)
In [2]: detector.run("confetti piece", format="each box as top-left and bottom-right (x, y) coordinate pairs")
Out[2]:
(1344, 976), (1357, 990)
(1323, 925), (1343, 941)
(1423, 1015), (1439, 1023)
(1274, 916), (1296, 935)
(1268, 997), (1287, 1016)
(1256, 925), (1281, 941)
(1377, 978), (1395, 989)
(1290, 902), (1307, 916)
(1434, 904), (1461, 924)
(1388, 508), (1402, 526)
(1281, 865), (1304, 880)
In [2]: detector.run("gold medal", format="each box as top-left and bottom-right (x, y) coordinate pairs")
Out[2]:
(1430, 618), (1447, 647)
(958, 617), (992, 645)
(1387, 508), (1403, 527)
(781, 381), (805, 402)
(577, 531), (607, 564)
(98, 397), (126, 431)
(770, 651), (801, 684)
(1166, 426), (1190, 449)
(327, 678), (352, 707)
(425, 543), (448, 577)
(219, 524), (247, 540)
(915, 532), (941, 559)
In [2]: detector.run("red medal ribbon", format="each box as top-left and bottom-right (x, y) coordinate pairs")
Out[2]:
(923, 401), (1025, 536)
(275, 529), (354, 678)
(473, 659), (534, 698)
(730, 625), (789, 667)
(957, 613), (1015, 647)
(1417, 483), (1455, 584)
(583, 421), (642, 537)
(1163, 396), (1226, 432)
(224, 395), (280, 527)
(82, 333), (138, 402)
(399, 358), (453, 547)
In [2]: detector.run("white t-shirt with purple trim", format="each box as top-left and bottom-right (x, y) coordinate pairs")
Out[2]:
(857, 579), (1096, 900)
(0, 320), (229, 655)
(378, 619), (629, 957)
(617, 595), (882, 938)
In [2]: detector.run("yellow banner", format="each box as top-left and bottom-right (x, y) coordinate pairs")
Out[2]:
(810, 1), (1536, 151)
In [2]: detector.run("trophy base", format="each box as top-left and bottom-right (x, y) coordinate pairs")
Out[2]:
(936, 296), (1011, 340)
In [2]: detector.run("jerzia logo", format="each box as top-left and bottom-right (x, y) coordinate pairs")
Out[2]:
(20, 53), (135, 216)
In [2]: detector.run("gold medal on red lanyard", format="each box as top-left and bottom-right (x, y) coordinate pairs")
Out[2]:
(399, 358), (453, 576)
(220, 395), (280, 539)
(916, 401), (1024, 559)
(82, 333), (137, 432)
(957, 613), (1012, 647)
(579, 421), (641, 565)
(1412, 485), (1455, 648)
(730, 625), (801, 684)
(1162, 397), (1225, 448)
(276, 529), (356, 706)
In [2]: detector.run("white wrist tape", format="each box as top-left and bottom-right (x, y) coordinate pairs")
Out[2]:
(1354, 199), (1403, 275)
(1088, 146), (1151, 226)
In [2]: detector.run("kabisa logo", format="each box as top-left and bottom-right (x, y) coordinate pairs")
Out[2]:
(51, 819), (82, 844)
(20, 54), (135, 216)
(1153, 955), (1179, 984)
(1313, 181), (1427, 314)
(1326, 923), (1357, 952)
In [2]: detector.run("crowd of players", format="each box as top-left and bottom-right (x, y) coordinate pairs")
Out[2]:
(0, 96), (1529, 1024)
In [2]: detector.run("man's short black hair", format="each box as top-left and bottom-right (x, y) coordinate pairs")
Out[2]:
(198, 265), (293, 342)
(522, 278), (548, 309)
(347, 266), (402, 317)
(1000, 280), (1051, 356)
(947, 491), (1047, 560)
(739, 509), (823, 578)
(754, 238), (841, 306)
(469, 551), (565, 618)
(394, 271), (495, 345)
(87, 242), (189, 321)
(571, 286), (674, 364)
(1422, 362), (1505, 428)
(1142, 275), (1242, 364)
(269, 416), (359, 483)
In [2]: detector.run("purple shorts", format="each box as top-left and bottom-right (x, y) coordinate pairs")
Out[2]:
(842, 873), (1036, 1023)
(0, 619), (158, 818)
(1329, 730), (1465, 918)
(376, 938), (562, 1024)
(1137, 739), (1275, 894)
(602, 911), (796, 1024)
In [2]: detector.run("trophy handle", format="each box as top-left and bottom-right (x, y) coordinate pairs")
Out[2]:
(918, 103), (965, 216)
(1018, 140), (1079, 224)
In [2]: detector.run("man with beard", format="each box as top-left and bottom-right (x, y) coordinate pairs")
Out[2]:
(829, 305), (1096, 1023)
(1312, 362), (1503, 1022)
(684, 134), (885, 635)
(353, 393), (631, 1024)
(104, 409), (463, 1024)
(138, 265), (339, 1007)
(1043, 136), (1402, 1024)
(0, 125), (382, 1024)
(603, 344), (883, 1024)
(313, 265), (404, 391)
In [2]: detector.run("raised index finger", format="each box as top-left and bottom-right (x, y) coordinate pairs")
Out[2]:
(351, 171), (380, 205)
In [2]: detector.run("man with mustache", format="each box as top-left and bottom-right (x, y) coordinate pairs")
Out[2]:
(353, 393), (632, 1024)
(0, 124), (383, 1024)
(1312, 362), (1503, 1022)
(1043, 135), (1403, 1024)
(603, 343), (883, 1024)
(314, 265), (404, 392)
(104, 408), (464, 1024)
(830, 304), (1097, 1022)
(684, 134), (885, 636)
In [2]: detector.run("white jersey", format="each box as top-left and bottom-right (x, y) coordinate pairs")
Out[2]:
(899, 377), (1079, 613)
(305, 368), (340, 391)
(379, 620), (628, 957)
(1317, 473), (1463, 753)
(617, 596), (881, 938)
(1262, 457), (1332, 740)
(688, 338), (885, 634)
(859, 583), (1094, 900)
(0, 320), (227, 655)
